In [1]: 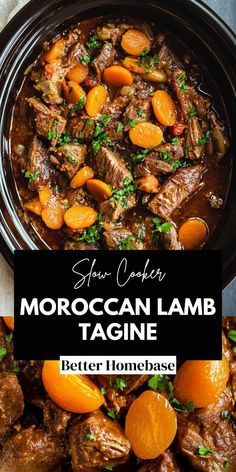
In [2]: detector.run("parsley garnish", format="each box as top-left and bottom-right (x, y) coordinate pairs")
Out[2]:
(118, 235), (133, 250)
(86, 35), (101, 51)
(70, 95), (86, 114)
(170, 397), (194, 413)
(98, 114), (111, 127)
(159, 150), (171, 161)
(0, 347), (8, 360)
(112, 178), (136, 208)
(77, 225), (101, 244)
(223, 461), (230, 469)
(172, 158), (187, 170)
(101, 387), (107, 395)
(221, 410), (231, 420)
(130, 147), (153, 164)
(116, 122), (124, 133)
(86, 433), (96, 441)
(178, 71), (187, 94)
(81, 54), (90, 65)
(152, 217), (172, 234)
(66, 151), (77, 164)
(135, 223), (145, 243)
(189, 103), (197, 117)
(104, 467), (113, 471)
(13, 365), (21, 374)
(197, 446), (215, 457)
(86, 119), (94, 126)
(47, 129), (57, 140)
(115, 377), (127, 391)
(148, 374), (173, 393)
(107, 410), (117, 419)
(137, 49), (159, 74)
(171, 137), (179, 144)
(5, 332), (13, 343)
(129, 118), (138, 128)
(57, 132), (72, 146)
(92, 118), (112, 155)
(198, 130), (211, 146)
(25, 170), (40, 181)
(227, 330), (236, 342)
(137, 108), (147, 119)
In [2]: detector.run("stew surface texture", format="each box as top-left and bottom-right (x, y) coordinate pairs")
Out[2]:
(0, 316), (236, 471)
(11, 17), (231, 250)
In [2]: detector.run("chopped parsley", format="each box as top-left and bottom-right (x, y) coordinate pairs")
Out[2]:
(198, 130), (211, 146)
(152, 217), (173, 235)
(130, 147), (153, 164)
(0, 347), (8, 360)
(189, 103), (197, 117)
(159, 150), (171, 161)
(53, 120), (59, 125)
(80, 53), (90, 65)
(112, 178), (136, 208)
(57, 131), (72, 146)
(115, 377), (127, 391)
(98, 114), (111, 127)
(5, 332), (13, 343)
(227, 330), (236, 342)
(178, 71), (187, 94)
(135, 223), (145, 243)
(86, 433), (96, 441)
(92, 119), (112, 155)
(101, 387), (107, 395)
(129, 118), (138, 128)
(172, 158), (187, 170)
(116, 122), (124, 133)
(70, 95), (86, 114)
(118, 235), (133, 250)
(170, 397), (195, 413)
(86, 119), (94, 126)
(197, 446), (215, 457)
(148, 374), (173, 393)
(223, 461), (230, 469)
(13, 365), (21, 374)
(77, 225), (101, 244)
(137, 108), (147, 119)
(107, 410), (117, 419)
(86, 35), (101, 51)
(104, 467), (113, 471)
(137, 48), (159, 74)
(221, 410), (231, 420)
(66, 151), (77, 164)
(47, 129), (57, 140)
(171, 137), (179, 144)
(24, 170), (40, 181)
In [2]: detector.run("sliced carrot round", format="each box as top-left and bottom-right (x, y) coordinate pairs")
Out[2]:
(62, 81), (86, 104)
(174, 358), (229, 408)
(38, 186), (51, 206)
(42, 360), (104, 413)
(64, 205), (98, 230)
(85, 85), (107, 117)
(3, 316), (14, 331)
(87, 179), (112, 202)
(70, 166), (94, 189)
(178, 218), (208, 250)
(24, 198), (42, 216)
(129, 122), (163, 148)
(43, 39), (65, 64)
(123, 57), (146, 74)
(151, 90), (176, 126)
(103, 65), (133, 87)
(66, 64), (89, 84)
(125, 390), (177, 459)
(41, 198), (65, 230)
(121, 29), (151, 56)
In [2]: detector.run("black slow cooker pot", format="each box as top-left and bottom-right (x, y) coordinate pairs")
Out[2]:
(0, 0), (236, 285)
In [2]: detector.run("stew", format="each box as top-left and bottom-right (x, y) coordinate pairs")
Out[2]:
(11, 17), (231, 250)
(0, 316), (235, 471)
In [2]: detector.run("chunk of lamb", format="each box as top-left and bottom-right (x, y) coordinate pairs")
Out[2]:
(96, 147), (132, 188)
(138, 449), (183, 471)
(50, 144), (86, 179)
(103, 228), (143, 250)
(185, 117), (204, 159)
(177, 389), (236, 471)
(64, 241), (99, 250)
(93, 43), (116, 79)
(156, 34), (183, 70)
(148, 165), (205, 219)
(96, 23), (131, 45)
(0, 372), (24, 442)
(123, 97), (152, 131)
(28, 98), (66, 146)
(172, 69), (211, 120)
(0, 426), (65, 472)
(160, 225), (182, 250)
(43, 398), (71, 435)
(26, 137), (54, 191)
(100, 194), (136, 223)
(93, 375), (148, 412)
(135, 142), (184, 178)
(69, 410), (131, 471)
(34, 78), (63, 105)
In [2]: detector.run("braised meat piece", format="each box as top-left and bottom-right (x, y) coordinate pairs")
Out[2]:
(96, 147), (132, 188)
(105, 94), (131, 117)
(156, 35), (183, 70)
(0, 372), (24, 442)
(0, 426), (65, 472)
(93, 375), (148, 411)
(69, 410), (131, 471)
(160, 225), (182, 250)
(135, 157), (173, 178)
(34, 79), (63, 105)
(28, 98), (66, 146)
(138, 449), (183, 471)
(103, 228), (143, 250)
(43, 398), (71, 435)
(50, 144), (86, 179)
(26, 137), (53, 191)
(64, 241), (99, 250)
(93, 43), (116, 79)
(148, 165), (205, 219)
(185, 117), (204, 159)
(123, 97), (152, 131)
(177, 389), (236, 471)
(96, 22), (131, 44)
(100, 194), (136, 223)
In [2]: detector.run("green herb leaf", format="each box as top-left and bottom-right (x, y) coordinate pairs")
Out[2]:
(57, 132), (72, 146)
(81, 53), (90, 65)
(171, 137), (179, 144)
(86, 433), (96, 441)
(198, 130), (211, 146)
(137, 50), (159, 74)
(70, 95), (87, 114)
(172, 158), (188, 170)
(115, 377), (127, 391)
(86, 35), (101, 51)
(148, 374), (173, 393)
(178, 71), (187, 93)
(66, 151), (78, 164)
(86, 119), (94, 126)
(13, 365), (21, 374)
(221, 410), (231, 420)
(118, 235), (133, 250)
(0, 347), (8, 360)
(130, 147), (154, 164)
(5, 332), (13, 343)
(223, 460), (230, 469)
(137, 108), (147, 119)
(170, 397), (194, 413)
(227, 330), (236, 343)
(129, 118), (138, 128)
(107, 410), (117, 419)
(116, 122), (124, 133)
(112, 178), (136, 208)
(197, 446), (215, 457)
(159, 150), (171, 161)
(104, 467), (113, 471)
(189, 103), (197, 117)
(101, 387), (107, 395)
(24, 170), (40, 181)
(152, 217), (173, 234)
(77, 225), (101, 244)
(98, 114), (111, 127)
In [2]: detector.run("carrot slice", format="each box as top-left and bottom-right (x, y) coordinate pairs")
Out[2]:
(70, 166), (94, 189)
(24, 198), (42, 216)
(85, 85), (107, 117)
(178, 218), (208, 249)
(151, 90), (176, 126)
(3, 316), (14, 331)
(41, 198), (65, 230)
(103, 65), (133, 87)
(129, 122), (163, 148)
(62, 81), (86, 104)
(64, 205), (98, 230)
(38, 186), (51, 206)
(121, 29), (151, 56)
(43, 39), (65, 64)
(123, 57), (146, 74)
(66, 64), (89, 84)
(87, 179), (112, 202)
(136, 175), (159, 193)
